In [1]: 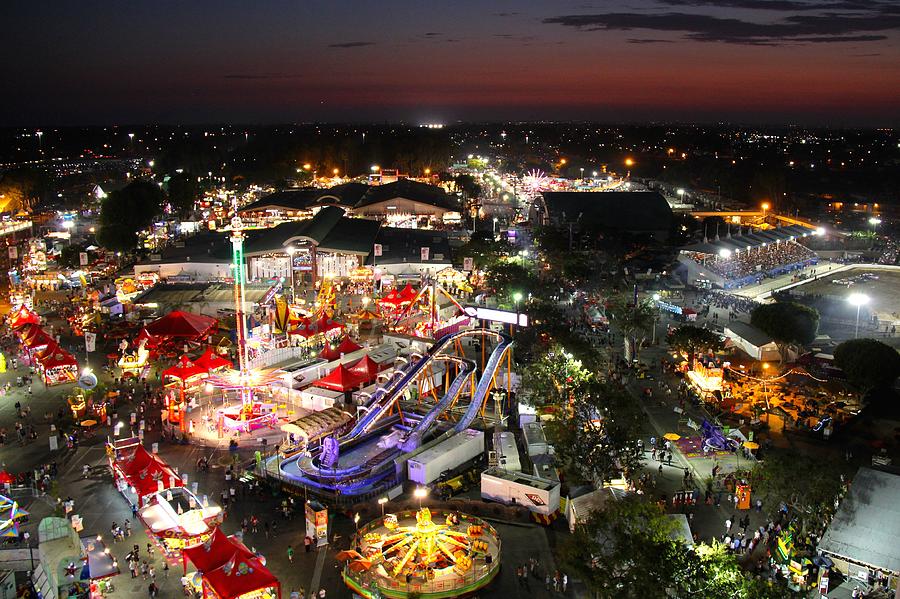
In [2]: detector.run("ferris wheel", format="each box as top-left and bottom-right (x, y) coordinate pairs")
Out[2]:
(523, 169), (549, 193)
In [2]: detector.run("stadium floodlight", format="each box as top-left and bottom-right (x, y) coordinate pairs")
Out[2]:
(814, 227), (826, 236)
(848, 293), (870, 338)
(718, 248), (732, 258)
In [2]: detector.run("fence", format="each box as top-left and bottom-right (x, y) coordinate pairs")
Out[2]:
(247, 345), (306, 370)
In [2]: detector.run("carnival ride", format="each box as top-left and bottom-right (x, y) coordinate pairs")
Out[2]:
(340, 507), (501, 599)
(277, 328), (512, 496)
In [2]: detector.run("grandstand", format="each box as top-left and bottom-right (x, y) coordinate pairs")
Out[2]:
(678, 225), (820, 289)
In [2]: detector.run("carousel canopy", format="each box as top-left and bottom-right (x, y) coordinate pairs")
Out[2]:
(146, 310), (217, 339)
(162, 355), (208, 383)
(193, 348), (232, 372)
(336, 336), (362, 355)
(38, 350), (77, 370)
(313, 364), (366, 392)
(355, 307), (380, 320)
(9, 306), (40, 328)
(349, 355), (383, 382)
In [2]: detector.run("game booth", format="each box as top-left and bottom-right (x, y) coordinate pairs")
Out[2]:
(163, 355), (212, 432)
(182, 528), (281, 599)
(107, 438), (184, 508)
(38, 348), (79, 386)
(139, 485), (223, 558)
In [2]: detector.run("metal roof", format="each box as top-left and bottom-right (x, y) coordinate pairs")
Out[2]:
(681, 225), (814, 255)
(819, 467), (900, 573)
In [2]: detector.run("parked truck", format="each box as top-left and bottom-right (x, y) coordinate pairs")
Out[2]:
(480, 467), (561, 516)
(407, 429), (484, 485)
(492, 431), (521, 472)
(522, 421), (549, 457)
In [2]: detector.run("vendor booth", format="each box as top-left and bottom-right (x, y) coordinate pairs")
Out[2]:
(107, 438), (184, 508)
(182, 528), (280, 599)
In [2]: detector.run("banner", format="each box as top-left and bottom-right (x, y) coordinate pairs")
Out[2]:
(79, 252), (89, 266)
(373, 243), (382, 257)
(7, 247), (17, 260)
(420, 246), (430, 261)
(463, 257), (474, 272)
(84, 332), (96, 353)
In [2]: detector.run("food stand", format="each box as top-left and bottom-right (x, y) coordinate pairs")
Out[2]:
(182, 528), (280, 599)
(107, 439), (184, 508)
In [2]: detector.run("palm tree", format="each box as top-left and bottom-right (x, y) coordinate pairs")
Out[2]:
(613, 301), (655, 363)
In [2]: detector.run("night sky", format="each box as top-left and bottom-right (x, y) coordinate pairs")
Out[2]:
(6, 0), (899, 126)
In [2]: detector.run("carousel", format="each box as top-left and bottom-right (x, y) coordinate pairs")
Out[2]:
(340, 507), (501, 599)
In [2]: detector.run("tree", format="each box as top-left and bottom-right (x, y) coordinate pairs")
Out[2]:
(834, 338), (900, 391)
(455, 231), (513, 271)
(166, 172), (200, 217)
(561, 496), (682, 598)
(751, 450), (849, 531)
(611, 300), (656, 362)
(484, 262), (537, 304)
(97, 180), (165, 252)
(544, 380), (644, 485)
(57, 244), (87, 269)
(520, 344), (591, 408)
(750, 302), (819, 362)
(667, 325), (723, 364)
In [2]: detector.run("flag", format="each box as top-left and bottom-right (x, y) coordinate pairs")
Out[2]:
(463, 257), (474, 271)
(420, 247), (430, 261)
(373, 243), (382, 257)
(84, 332), (96, 353)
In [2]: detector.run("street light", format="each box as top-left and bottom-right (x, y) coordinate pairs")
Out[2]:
(493, 217), (498, 235)
(847, 293), (870, 338)
(413, 487), (428, 509)
(761, 202), (770, 220)
(378, 497), (388, 516)
(371, 165), (380, 173)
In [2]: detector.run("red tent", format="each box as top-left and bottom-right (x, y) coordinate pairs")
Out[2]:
(16, 323), (43, 342)
(8, 306), (40, 329)
(134, 327), (160, 348)
(289, 323), (317, 338)
(36, 341), (63, 361)
(349, 355), (383, 382)
(146, 310), (217, 339)
(336, 336), (362, 355)
(313, 364), (366, 392)
(397, 283), (418, 304)
(318, 344), (342, 362)
(117, 445), (183, 502)
(193, 348), (232, 372)
(0, 471), (14, 484)
(23, 329), (54, 349)
(313, 315), (344, 335)
(162, 355), (208, 384)
(39, 350), (77, 370)
(183, 529), (280, 599)
(378, 288), (402, 309)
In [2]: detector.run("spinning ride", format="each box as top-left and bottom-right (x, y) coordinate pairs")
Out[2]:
(341, 507), (500, 599)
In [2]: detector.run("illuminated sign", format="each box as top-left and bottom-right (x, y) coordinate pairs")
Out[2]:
(464, 306), (528, 327)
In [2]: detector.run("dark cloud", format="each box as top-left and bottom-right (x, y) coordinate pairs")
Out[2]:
(627, 38), (675, 43)
(492, 12), (520, 17)
(223, 74), (300, 80)
(543, 10), (900, 45)
(494, 33), (538, 42)
(659, 0), (899, 10)
(423, 32), (441, 37)
(328, 41), (375, 48)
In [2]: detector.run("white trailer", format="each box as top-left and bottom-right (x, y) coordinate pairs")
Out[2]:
(407, 429), (484, 485)
(523, 421), (549, 457)
(480, 467), (560, 516)
(492, 431), (521, 472)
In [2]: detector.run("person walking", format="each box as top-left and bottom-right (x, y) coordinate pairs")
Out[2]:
(562, 573), (568, 593)
(287, 545), (294, 563)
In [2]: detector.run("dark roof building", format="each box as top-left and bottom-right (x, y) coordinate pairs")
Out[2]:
(354, 179), (460, 217)
(539, 191), (675, 241)
(366, 228), (452, 267)
(244, 206), (380, 257)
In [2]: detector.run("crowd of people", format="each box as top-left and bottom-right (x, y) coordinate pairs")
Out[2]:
(688, 241), (818, 288)
(696, 290), (759, 317)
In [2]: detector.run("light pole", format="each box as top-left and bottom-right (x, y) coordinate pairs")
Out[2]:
(761, 202), (770, 222)
(493, 217), (498, 236)
(378, 497), (388, 516)
(285, 246), (296, 303)
(36, 130), (43, 156)
(414, 487), (428, 509)
(512, 292), (523, 338)
(847, 293), (869, 339)
(651, 294), (660, 345)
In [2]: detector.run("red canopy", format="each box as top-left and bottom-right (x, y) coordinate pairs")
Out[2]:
(117, 445), (183, 500)
(397, 283), (418, 304)
(146, 310), (217, 339)
(39, 350), (77, 370)
(349, 355), (383, 382)
(8, 306), (40, 329)
(36, 341), (63, 361)
(0, 471), (14, 484)
(23, 329), (54, 349)
(134, 327), (160, 348)
(193, 348), (232, 372)
(314, 364), (366, 392)
(289, 323), (317, 338)
(183, 529), (278, 599)
(313, 314), (344, 334)
(378, 288), (402, 307)
(336, 336), (362, 355)
(318, 344), (342, 362)
(162, 355), (208, 384)
(16, 323), (43, 342)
